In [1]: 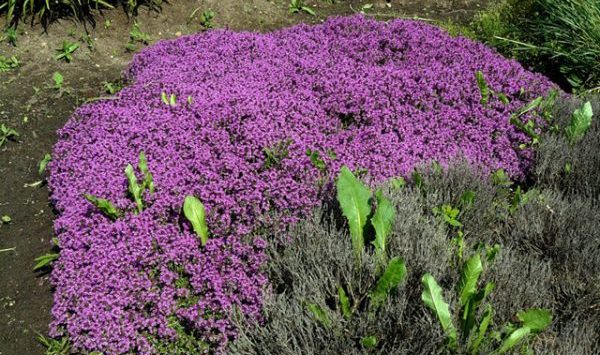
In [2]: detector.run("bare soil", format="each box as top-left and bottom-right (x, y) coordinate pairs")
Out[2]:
(0, 1), (489, 353)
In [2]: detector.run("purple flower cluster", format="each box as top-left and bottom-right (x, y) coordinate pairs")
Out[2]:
(47, 15), (555, 353)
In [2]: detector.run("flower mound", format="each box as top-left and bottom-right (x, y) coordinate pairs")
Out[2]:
(47, 15), (555, 353)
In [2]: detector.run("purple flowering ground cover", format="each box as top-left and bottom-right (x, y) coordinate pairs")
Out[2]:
(46, 15), (556, 353)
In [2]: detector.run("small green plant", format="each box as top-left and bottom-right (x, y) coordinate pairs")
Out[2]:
(102, 79), (123, 95)
(182, 195), (209, 246)
(1, 215), (11, 224)
(304, 167), (407, 327)
(0, 124), (19, 147)
(126, 21), (150, 52)
(564, 101), (593, 145)
(433, 204), (463, 228)
(0, 55), (20, 72)
(104, 19), (112, 29)
(161, 92), (177, 106)
(37, 333), (70, 355)
(52, 72), (64, 90)
(263, 139), (292, 169)
(475, 71), (510, 106)
(2, 27), (17, 46)
(85, 151), (154, 218)
(33, 253), (59, 271)
(305, 148), (326, 172)
(55, 41), (79, 62)
(39, 153), (52, 175)
(421, 245), (552, 353)
(199, 9), (215, 29)
(289, 0), (316, 16)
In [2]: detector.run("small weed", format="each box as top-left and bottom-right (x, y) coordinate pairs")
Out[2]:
(103, 79), (123, 95)
(104, 19), (112, 29)
(39, 153), (52, 175)
(161, 92), (177, 106)
(1, 27), (17, 46)
(33, 253), (59, 271)
(55, 41), (79, 62)
(0, 55), (19, 72)
(263, 139), (292, 169)
(199, 10), (215, 30)
(127, 22), (150, 52)
(289, 0), (316, 16)
(52, 72), (64, 90)
(183, 195), (210, 246)
(1, 215), (11, 224)
(0, 124), (19, 147)
(37, 333), (70, 355)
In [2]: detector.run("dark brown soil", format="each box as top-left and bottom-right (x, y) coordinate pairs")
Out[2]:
(0, 1), (489, 353)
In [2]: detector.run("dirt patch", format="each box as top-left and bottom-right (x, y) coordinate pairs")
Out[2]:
(0, 1), (489, 353)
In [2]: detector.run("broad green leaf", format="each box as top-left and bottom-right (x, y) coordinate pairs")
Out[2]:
(460, 190), (476, 207)
(470, 303), (493, 354)
(38, 153), (52, 175)
(306, 303), (331, 328)
(565, 101), (593, 144)
(183, 195), (209, 246)
(516, 96), (543, 117)
(336, 166), (372, 260)
(138, 151), (155, 193)
(476, 71), (490, 105)
(463, 281), (495, 340)
(459, 254), (483, 307)
(421, 273), (457, 349)
(371, 189), (395, 258)
(370, 257), (407, 308)
(338, 286), (352, 319)
(84, 194), (122, 220)
(497, 326), (531, 354)
(125, 164), (143, 213)
(361, 336), (377, 348)
(516, 309), (552, 333)
(33, 253), (59, 271)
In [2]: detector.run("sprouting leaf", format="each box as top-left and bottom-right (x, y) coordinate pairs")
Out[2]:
(459, 254), (483, 307)
(84, 194), (122, 220)
(183, 195), (209, 246)
(306, 149), (326, 172)
(485, 244), (501, 263)
(516, 309), (552, 333)
(138, 151), (155, 193)
(497, 92), (510, 105)
(169, 94), (177, 106)
(565, 101), (593, 144)
(412, 171), (424, 189)
(52, 72), (63, 89)
(460, 190), (476, 207)
(125, 164), (143, 214)
(39, 153), (52, 175)
(390, 176), (405, 190)
(161, 92), (169, 105)
(491, 169), (512, 188)
(371, 189), (395, 259)
(421, 273), (457, 349)
(336, 166), (372, 261)
(516, 96), (543, 117)
(370, 257), (407, 308)
(463, 281), (494, 340)
(361, 336), (377, 348)
(1, 215), (11, 224)
(306, 303), (331, 328)
(497, 326), (531, 354)
(476, 71), (490, 105)
(338, 286), (352, 319)
(470, 303), (493, 353)
(33, 253), (59, 271)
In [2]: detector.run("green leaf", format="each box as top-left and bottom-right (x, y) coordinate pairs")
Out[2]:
(39, 153), (52, 175)
(338, 286), (352, 320)
(460, 190), (476, 207)
(138, 151), (155, 193)
(183, 195), (209, 246)
(516, 309), (552, 333)
(52, 72), (63, 89)
(463, 281), (495, 341)
(459, 254), (483, 307)
(497, 92), (510, 105)
(421, 273), (457, 349)
(470, 303), (493, 354)
(370, 257), (407, 308)
(336, 166), (372, 261)
(33, 253), (59, 271)
(476, 71), (490, 105)
(161, 92), (169, 105)
(497, 327), (531, 354)
(516, 96), (543, 117)
(125, 164), (143, 214)
(306, 303), (331, 328)
(371, 189), (395, 258)
(565, 101), (593, 144)
(390, 176), (405, 190)
(361, 336), (377, 348)
(84, 194), (122, 220)
(169, 94), (177, 106)
(1, 215), (11, 224)
(301, 6), (316, 16)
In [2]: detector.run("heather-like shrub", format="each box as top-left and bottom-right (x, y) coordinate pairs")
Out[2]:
(534, 96), (600, 198)
(233, 166), (599, 354)
(47, 16), (556, 352)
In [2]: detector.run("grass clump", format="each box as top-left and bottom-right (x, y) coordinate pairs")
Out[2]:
(470, 0), (600, 93)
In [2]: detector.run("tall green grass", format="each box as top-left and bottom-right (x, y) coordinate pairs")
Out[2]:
(471, 0), (600, 93)
(0, 0), (162, 28)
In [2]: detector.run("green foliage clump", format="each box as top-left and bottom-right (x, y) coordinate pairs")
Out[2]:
(470, 0), (600, 92)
